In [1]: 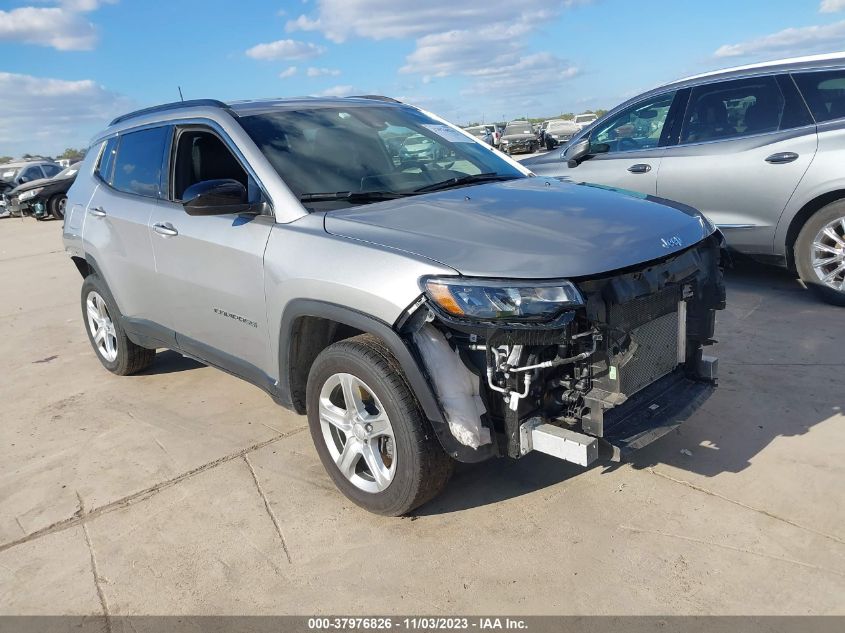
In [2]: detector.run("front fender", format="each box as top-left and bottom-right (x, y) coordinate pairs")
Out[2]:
(277, 299), (496, 463)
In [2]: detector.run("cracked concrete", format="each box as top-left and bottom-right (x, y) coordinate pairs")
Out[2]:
(0, 219), (843, 615)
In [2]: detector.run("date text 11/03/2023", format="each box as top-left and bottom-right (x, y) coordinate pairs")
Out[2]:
(307, 617), (528, 630)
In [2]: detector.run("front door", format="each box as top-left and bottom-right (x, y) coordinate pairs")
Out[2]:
(148, 126), (275, 379)
(565, 90), (679, 195)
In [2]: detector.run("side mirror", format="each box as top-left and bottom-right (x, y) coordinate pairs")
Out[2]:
(182, 179), (252, 216)
(563, 138), (591, 167)
(18, 176), (29, 184)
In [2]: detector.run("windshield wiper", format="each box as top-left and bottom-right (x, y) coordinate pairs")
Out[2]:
(413, 173), (518, 193)
(299, 190), (412, 203)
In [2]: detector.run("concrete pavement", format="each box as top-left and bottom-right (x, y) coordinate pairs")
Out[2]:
(0, 217), (843, 616)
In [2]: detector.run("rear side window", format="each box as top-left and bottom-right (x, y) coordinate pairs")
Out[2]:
(111, 126), (168, 198)
(96, 137), (118, 184)
(793, 70), (845, 122)
(42, 164), (61, 177)
(680, 76), (788, 144)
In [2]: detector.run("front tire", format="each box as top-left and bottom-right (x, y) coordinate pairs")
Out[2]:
(80, 275), (156, 374)
(306, 334), (452, 515)
(49, 194), (67, 220)
(795, 201), (845, 306)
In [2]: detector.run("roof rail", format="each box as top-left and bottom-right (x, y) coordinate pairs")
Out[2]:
(109, 99), (233, 126)
(347, 95), (401, 103)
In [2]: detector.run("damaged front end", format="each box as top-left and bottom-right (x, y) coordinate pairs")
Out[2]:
(399, 233), (726, 466)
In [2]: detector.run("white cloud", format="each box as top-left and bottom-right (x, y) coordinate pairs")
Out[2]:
(59, 0), (116, 11)
(288, 0), (579, 100)
(714, 21), (845, 58)
(245, 39), (325, 61)
(286, 0), (557, 42)
(0, 72), (132, 156)
(463, 53), (579, 96)
(306, 67), (341, 77)
(314, 84), (356, 97)
(0, 6), (97, 51)
(820, 0), (845, 13)
(279, 66), (298, 78)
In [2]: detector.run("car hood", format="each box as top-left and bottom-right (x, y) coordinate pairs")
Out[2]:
(323, 178), (714, 278)
(9, 176), (52, 194)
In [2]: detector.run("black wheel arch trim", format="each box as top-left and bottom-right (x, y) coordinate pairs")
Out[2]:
(278, 299), (496, 463)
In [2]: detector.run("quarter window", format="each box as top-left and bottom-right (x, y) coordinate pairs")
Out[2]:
(680, 76), (786, 144)
(793, 70), (845, 122)
(591, 92), (676, 153)
(111, 127), (168, 198)
(96, 137), (118, 184)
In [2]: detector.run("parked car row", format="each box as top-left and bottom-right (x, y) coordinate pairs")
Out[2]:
(0, 159), (79, 220)
(463, 114), (600, 155)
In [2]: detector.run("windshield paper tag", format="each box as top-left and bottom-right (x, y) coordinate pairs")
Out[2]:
(422, 124), (472, 143)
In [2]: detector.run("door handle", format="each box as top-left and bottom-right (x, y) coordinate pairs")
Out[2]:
(627, 163), (652, 173)
(89, 206), (107, 217)
(765, 152), (799, 164)
(153, 222), (178, 237)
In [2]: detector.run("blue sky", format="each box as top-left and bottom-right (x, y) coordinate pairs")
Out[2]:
(2, 0), (844, 156)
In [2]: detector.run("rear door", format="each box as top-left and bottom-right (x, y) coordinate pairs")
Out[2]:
(563, 90), (682, 195)
(81, 128), (168, 327)
(148, 124), (275, 379)
(656, 74), (818, 255)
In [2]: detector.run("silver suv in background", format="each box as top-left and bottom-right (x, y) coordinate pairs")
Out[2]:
(524, 52), (845, 305)
(63, 97), (724, 515)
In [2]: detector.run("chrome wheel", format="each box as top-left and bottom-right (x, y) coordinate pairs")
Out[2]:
(57, 196), (66, 217)
(812, 216), (845, 291)
(318, 373), (396, 493)
(86, 291), (118, 362)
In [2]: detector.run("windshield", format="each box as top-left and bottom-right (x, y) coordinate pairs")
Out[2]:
(547, 121), (571, 130)
(574, 115), (595, 124)
(504, 124), (532, 135)
(0, 167), (20, 184)
(239, 105), (523, 208)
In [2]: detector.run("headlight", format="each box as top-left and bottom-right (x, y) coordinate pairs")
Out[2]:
(423, 277), (583, 322)
(19, 188), (43, 201)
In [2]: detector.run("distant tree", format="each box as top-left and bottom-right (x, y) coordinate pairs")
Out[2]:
(0, 156), (12, 164)
(59, 147), (85, 161)
(22, 153), (33, 159)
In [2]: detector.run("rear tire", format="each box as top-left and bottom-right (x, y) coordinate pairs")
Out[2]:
(306, 334), (452, 515)
(795, 201), (845, 306)
(80, 275), (156, 375)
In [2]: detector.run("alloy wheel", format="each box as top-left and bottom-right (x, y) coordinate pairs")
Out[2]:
(318, 372), (396, 493)
(86, 291), (118, 362)
(811, 216), (845, 291)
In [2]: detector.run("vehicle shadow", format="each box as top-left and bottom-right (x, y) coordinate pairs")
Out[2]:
(419, 257), (844, 514)
(138, 349), (204, 375)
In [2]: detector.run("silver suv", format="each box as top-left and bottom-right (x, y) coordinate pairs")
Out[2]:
(63, 97), (725, 515)
(525, 52), (845, 305)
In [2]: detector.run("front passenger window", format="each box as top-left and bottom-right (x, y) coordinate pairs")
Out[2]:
(172, 130), (250, 201)
(591, 92), (676, 153)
